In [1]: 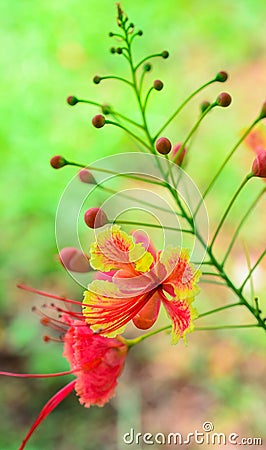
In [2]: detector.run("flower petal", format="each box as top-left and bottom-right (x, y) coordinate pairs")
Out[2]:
(132, 291), (161, 330)
(160, 247), (201, 299)
(162, 296), (198, 344)
(90, 225), (153, 273)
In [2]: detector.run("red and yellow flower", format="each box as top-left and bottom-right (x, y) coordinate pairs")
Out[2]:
(83, 226), (201, 343)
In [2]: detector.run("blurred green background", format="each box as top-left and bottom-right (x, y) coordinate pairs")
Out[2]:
(1, 0), (266, 449)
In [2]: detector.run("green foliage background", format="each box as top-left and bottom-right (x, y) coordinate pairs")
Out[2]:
(0, 0), (265, 449)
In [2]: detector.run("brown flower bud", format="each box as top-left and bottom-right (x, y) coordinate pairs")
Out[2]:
(78, 169), (97, 184)
(215, 71), (228, 82)
(67, 96), (79, 106)
(50, 155), (67, 169)
(216, 92), (232, 107)
(252, 151), (266, 178)
(92, 114), (105, 128)
(156, 137), (172, 155)
(153, 80), (164, 91)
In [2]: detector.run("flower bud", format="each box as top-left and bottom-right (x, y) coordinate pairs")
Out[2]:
(156, 137), (172, 155)
(93, 75), (101, 84)
(153, 80), (164, 91)
(200, 101), (211, 113)
(92, 114), (105, 128)
(252, 151), (266, 178)
(67, 95), (79, 106)
(109, 32), (114, 37)
(259, 101), (266, 120)
(216, 92), (232, 107)
(137, 30), (143, 36)
(102, 104), (112, 115)
(110, 47), (116, 54)
(116, 47), (123, 54)
(78, 169), (97, 184)
(143, 63), (152, 72)
(84, 208), (108, 228)
(172, 143), (187, 165)
(50, 155), (67, 169)
(161, 50), (169, 59)
(215, 71), (228, 82)
(59, 247), (91, 273)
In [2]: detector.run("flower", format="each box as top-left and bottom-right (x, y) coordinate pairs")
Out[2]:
(0, 287), (127, 449)
(83, 226), (200, 343)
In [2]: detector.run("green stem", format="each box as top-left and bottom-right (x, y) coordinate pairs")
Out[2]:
(197, 302), (240, 318)
(221, 187), (266, 266)
(134, 53), (166, 71)
(126, 325), (171, 348)
(105, 120), (151, 150)
(172, 102), (216, 164)
(240, 249), (266, 292)
(210, 174), (253, 249)
(100, 75), (133, 87)
(114, 220), (193, 234)
(202, 118), (260, 201)
(195, 324), (258, 331)
(154, 79), (217, 139)
(143, 87), (154, 113)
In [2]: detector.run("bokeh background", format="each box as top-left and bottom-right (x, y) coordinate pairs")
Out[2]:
(1, 0), (266, 449)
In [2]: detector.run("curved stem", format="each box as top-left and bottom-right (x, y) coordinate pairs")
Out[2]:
(105, 120), (151, 150)
(210, 174), (253, 249)
(195, 324), (258, 331)
(239, 249), (266, 292)
(134, 53), (165, 71)
(100, 75), (133, 87)
(114, 219), (193, 234)
(154, 79), (216, 139)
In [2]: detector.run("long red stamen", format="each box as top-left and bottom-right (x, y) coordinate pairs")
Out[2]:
(0, 369), (77, 378)
(19, 379), (76, 450)
(17, 284), (82, 306)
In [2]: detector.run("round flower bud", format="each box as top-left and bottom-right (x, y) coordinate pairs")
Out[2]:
(137, 30), (143, 36)
(78, 169), (97, 184)
(143, 63), (152, 72)
(93, 75), (101, 84)
(156, 137), (172, 155)
(215, 71), (228, 82)
(92, 114), (105, 128)
(216, 92), (232, 107)
(252, 151), (266, 178)
(161, 50), (169, 59)
(59, 247), (91, 273)
(259, 101), (266, 120)
(109, 32), (114, 37)
(84, 208), (108, 229)
(116, 47), (123, 54)
(102, 104), (112, 115)
(172, 143), (187, 166)
(200, 100), (211, 113)
(110, 47), (116, 54)
(153, 79), (164, 91)
(67, 95), (79, 106)
(50, 155), (67, 169)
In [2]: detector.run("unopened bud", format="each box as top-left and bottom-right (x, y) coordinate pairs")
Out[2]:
(84, 208), (108, 228)
(252, 151), (266, 178)
(110, 47), (116, 54)
(259, 101), (266, 120)
(102, 104), (112, 115)
(143, 63), (152, 72)
(92, 114), (105, 128)
(161, 50), (169, 59)
(93, 75), (101, 84)
(172, 143), (187, 165)
(78, 169), (97, 184)
(50, 155), (67, 169)
(215, 71), (228, 82)
(216, 92), (232, 107)
(109, 32), (114, 37)
(200, 101), (211, 113)
(153, 79), (164, 91)
(137, 30), (143, 36)
(67, 95), (79, 106)
(156, 137), (172, 155)
(116, 47), (123, 54)
(59, 247), (91, 273)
